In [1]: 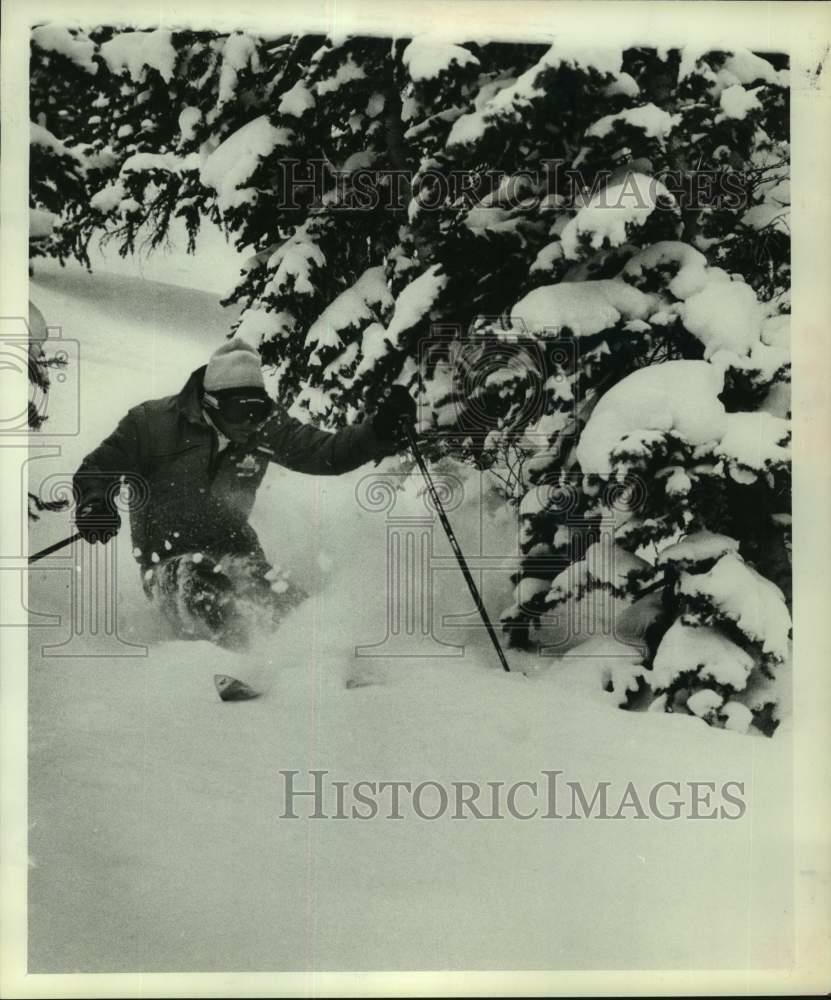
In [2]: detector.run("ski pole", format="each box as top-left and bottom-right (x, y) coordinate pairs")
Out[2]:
(28, 532), (83, 564)
(404, 424), (512, 673)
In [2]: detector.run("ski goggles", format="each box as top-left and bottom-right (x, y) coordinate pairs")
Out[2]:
(203, 390), (274, 425)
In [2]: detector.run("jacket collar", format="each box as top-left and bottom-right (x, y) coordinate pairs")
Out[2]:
(176, 366), (210, 426)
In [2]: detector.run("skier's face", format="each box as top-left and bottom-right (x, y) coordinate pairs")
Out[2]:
(204, 389), (273, 443)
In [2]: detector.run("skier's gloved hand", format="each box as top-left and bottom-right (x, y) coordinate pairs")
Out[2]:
(372, 386), (417, 450)
(75, 497), (121, 544)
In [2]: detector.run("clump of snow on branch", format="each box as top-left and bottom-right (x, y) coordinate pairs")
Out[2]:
(652, 621), (754, 691)
(447, 42), (625, 147)
(511, 280), (654, 337)
(586, 103), (680, 141)
(577, 361), (726, 475)
(278, 81), (316, 117)
(561, 174), (676, 258)
(716, 412), (790, 480)
(680, 278), (764, 358)
(385, 265), (447, 348)
(679, 553), (791, 662)
(619, 241), (710, 300)
(265, 226), (326, 297)
(402, 37), (479, 81)
(99, 29), (177, 83)
(657, 531), (740, 570)
(200, 117), (293, 213)
(718, 84), (763, 121)
(31, 25), (97, 72)
(217, 33), (260, 106)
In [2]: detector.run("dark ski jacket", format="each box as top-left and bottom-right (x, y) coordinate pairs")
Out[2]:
(73, 366), (391, 568)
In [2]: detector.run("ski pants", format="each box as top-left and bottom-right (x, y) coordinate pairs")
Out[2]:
(140, 549), (306, 647)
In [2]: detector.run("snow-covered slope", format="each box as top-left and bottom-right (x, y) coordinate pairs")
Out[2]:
(74, 217), (246, 295)
(27, 258), (793, 973)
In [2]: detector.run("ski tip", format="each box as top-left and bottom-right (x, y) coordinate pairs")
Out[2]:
(214, 673), (261, 702)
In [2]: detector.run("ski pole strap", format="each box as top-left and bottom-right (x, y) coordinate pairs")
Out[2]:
(405, 426), (512, 673)
(29, 532), (83, 564)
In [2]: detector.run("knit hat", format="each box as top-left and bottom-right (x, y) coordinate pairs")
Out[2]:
(204, 339), (265, 392)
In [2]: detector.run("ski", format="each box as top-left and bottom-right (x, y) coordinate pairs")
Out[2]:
(345, 677), (378, 690)
(214, 674), (261, 702)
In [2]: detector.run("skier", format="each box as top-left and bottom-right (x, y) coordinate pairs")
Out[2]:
(72, 339), (416, 655)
